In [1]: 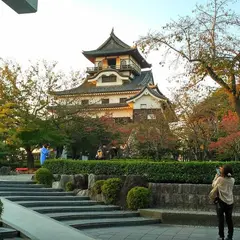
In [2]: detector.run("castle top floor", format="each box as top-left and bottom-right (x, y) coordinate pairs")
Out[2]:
(82, 29), (151, 77)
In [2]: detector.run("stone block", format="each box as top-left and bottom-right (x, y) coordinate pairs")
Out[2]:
(74, 174), (88, 190)
(119, 175), (148, 208)
(59, 174), (74, 190)
(52, 181), (61, 189)
(76, 189), (89, 197)
(88, 174), (125, 190)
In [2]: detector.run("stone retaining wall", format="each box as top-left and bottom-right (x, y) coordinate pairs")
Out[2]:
(149, 183), (240, 211)
(52, 174), (240, 211)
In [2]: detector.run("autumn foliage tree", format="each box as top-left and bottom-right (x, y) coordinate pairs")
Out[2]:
(132, 113), (178, 160)
(173, 86), (234, 160)
(138, 0), (240, 117)
(209, 111), (240, 160)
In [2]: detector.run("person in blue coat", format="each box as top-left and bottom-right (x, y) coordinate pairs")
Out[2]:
(40, 144), (49, 165)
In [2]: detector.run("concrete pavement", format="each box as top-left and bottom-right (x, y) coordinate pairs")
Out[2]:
(83, 224), (240, 240)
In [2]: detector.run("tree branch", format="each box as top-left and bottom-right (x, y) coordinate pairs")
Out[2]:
(205, 66), (232, 93)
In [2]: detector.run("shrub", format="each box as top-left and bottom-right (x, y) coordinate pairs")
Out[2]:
(0, 200), (3, 218)
(35, 168), (53, 187)
(127, 187), (151, 210)
(44, 159), (240, 184)
(65, 181), (75, 192)
(0, 166), (11, 175)
(92, 180), (105, 194)
(102, 178), (122, 204)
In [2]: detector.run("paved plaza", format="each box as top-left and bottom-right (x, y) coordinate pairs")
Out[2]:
(0, 174), (33, 181)
(83, 224), (240, 240)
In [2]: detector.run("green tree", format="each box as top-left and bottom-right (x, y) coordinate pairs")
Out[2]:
(138, 0), (240, 117)
(0, 60), (67, 168)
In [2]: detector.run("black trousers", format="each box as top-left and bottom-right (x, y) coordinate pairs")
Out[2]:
(216, 198), (234, 238)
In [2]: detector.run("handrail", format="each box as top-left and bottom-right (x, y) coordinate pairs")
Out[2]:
(86, 63), (141, 74)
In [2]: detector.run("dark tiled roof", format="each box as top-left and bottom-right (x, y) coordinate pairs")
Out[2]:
(96, 29), (131, 50)
(148, 87), (168, 100)
(88, 103), (130, 109)
(126, 86), (167, 102)
(82, 30), (151, 69)
(52, 70), (154, 96)
(48, 103), (130, 113)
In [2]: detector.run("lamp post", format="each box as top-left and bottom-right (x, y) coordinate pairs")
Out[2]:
(2, 0), (38, 14)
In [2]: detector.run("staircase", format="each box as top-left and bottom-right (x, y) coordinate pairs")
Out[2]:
(0, 227), (20, 239)
(0, 180), (160, 235)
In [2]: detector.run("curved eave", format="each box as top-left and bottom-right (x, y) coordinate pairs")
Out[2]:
(126, 86), (167, 103)
(50, 90), (140, 97)
(88, 106), (131, 111)
(82, 49), (151, 69)
(87, 69), (129, 81)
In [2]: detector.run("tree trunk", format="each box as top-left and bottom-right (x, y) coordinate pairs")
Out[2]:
(25, 147), (34, 169)
(56, 146), (63, 159)
(232, 96), (240, 118)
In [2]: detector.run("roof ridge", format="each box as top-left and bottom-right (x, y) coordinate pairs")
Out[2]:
(96, 30), (131, 50)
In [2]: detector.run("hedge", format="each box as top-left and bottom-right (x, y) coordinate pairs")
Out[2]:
(44, 159), (240, 184)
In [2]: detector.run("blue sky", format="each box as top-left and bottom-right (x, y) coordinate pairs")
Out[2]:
(0, 0), (238, 97)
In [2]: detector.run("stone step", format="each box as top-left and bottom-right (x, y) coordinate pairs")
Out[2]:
(6, 196), (90, 201)
(0, 184), (43, 188)
(0, 181), (33, 185)
(17, 200), (101, 207)
(0, 187), (63, 192)
(0, 227), (19, 239)
(47, 211), (139, 221)
(63, 217), (161, 229)
(139, 209), (240, 227)
(3, 238), (24, 240)
(0, 191), (74, 196)
(31, 205), (121, 213)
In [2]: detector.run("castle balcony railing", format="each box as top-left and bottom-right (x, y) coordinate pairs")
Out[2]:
(86, 62), (141, 75)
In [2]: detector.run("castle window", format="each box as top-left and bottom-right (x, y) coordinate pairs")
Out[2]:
(147, 114), (156, 120)
(81, 99), (89, 105)
(102, 75), (117, 83)
(140, 104), (147, 109)
(107, 58), (116, 68)
(120, 98), (127, 103)
(102, 98), (109, 104)
(120, 59), (127, 69)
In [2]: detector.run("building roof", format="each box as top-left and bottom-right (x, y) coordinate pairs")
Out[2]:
(82, 29), (151, 69)
(126, 86), (167, 102)
(97, 28), (131, 50)
(49, 103), (130, 112)
(52, 70), (154, 96)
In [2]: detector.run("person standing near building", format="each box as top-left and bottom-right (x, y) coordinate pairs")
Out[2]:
(40, 144), (49, 165)
(212, 165), (235, 240)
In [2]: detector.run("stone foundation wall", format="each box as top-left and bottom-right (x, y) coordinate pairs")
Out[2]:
(149, 183), (240, 211)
